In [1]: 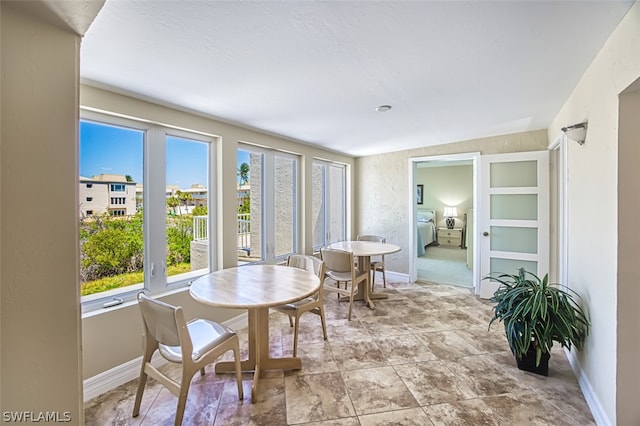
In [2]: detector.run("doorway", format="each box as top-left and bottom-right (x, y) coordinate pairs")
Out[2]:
(409, 153), (480, 292)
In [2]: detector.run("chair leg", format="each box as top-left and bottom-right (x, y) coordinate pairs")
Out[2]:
(347, 284), (355, 321)
(319, 306), (328, 340)
(382, 267), (386, 288)
(288, 315), (294, 327)
(173, 375), (192, 426)
(200, 367), (206, 376)
(132, 368), (148, 417)
(133, 345), (154, 418)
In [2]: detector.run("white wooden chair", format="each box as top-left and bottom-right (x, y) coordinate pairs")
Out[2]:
(133, 292), (243, 425)
(320, 248), (368, 320)
(272, 254), (327, 356)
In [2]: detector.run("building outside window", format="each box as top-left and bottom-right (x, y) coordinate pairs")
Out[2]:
(79, 113), (215, 311)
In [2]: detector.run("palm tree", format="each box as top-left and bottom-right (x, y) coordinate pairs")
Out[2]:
(166, 196), (179, 215)
(238, 162), (249, 186)
(177, 191), (193, 214)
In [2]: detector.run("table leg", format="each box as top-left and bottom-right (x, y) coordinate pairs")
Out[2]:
(339, 255), (388, 309)
(214, 307), (303, 403)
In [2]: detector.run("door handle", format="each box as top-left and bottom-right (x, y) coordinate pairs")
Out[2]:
(482, 231), (489, 237)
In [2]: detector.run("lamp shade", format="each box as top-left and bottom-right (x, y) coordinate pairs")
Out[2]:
(443, 207), (458, 218)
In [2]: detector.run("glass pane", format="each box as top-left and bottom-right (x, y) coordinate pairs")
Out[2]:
(491, 194), (537, 220)
(238, 148), (264, 264)
(166, 136), (209, 278)
(274, 155), (297, 258)
(490, 160), (537, 187)
(491, 258), (538, 276)
(490, 226), (537, 253)
(328, 165), (345, 244)
(312, 162), (325, 249)
(79, 120), (144, 298)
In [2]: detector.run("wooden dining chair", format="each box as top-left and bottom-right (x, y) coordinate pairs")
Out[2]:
(320, 247), (368, 320)
(272, 254), (327, 356)
(133, 292), (243, 426)
(357, 234), (387, 291)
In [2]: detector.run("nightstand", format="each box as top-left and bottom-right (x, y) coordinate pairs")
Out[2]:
(437, 228), (462, 248)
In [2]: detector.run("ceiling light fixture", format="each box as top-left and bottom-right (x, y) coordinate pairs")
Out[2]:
(376, 105), (392, 112)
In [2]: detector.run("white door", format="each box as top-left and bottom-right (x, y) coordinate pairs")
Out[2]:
(479, 150), (549, 299)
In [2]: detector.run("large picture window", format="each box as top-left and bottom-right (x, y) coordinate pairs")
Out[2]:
(79, 112), (215, 311)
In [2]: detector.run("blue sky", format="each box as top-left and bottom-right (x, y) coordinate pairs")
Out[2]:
(80, 121), (248, 187)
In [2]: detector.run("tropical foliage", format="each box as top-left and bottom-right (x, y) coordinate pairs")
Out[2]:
(80, 203), (200, 295)
(487, 268), (590, 366)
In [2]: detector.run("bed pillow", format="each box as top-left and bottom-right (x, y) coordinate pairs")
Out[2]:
(418, 211), (434, 222)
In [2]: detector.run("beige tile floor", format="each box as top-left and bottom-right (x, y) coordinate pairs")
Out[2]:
(84, 279), (595, 425)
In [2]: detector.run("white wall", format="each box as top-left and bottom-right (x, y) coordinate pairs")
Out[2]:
(416, 165), (473, 229)
(1, 2), (84, 421)
(355, 129), (549, 275)
(548, 2), (640, 424)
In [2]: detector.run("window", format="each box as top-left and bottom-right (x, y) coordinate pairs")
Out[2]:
(312, 160), (346, 250)
(166, 134), (211, 281)
(237, 145), (298, 265)
(110, 197), (126, 205)
(79, 112), (215, 311)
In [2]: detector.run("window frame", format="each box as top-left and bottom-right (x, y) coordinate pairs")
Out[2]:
(312, 159), (347, 251)
(237, 143), (299, 265)
(80, 110), (217, 313)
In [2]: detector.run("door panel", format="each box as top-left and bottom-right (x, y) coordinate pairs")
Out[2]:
(479, 151), (549, 299)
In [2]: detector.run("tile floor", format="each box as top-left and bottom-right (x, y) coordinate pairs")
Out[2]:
(84, 279), (595, 425)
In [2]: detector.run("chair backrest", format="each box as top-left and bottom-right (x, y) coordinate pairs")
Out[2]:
(320, 248), (354, 274)
(287, 254), (325, 279)
(137, 292), (183, 347)
(357, 234), (386, 243)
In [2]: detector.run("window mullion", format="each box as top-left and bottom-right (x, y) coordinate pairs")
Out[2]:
(145, 126), (167, 292)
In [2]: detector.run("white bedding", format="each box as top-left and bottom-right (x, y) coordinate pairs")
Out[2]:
(417, 208), (437, 256)
(418, 220), (436, 247)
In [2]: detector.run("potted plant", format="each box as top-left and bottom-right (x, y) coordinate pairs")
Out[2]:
(486, 268), (590, 376)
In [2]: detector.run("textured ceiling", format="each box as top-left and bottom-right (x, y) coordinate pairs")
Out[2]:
(80, 1), (633, 157)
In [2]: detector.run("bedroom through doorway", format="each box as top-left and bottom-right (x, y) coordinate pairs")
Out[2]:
(412, 154), (478, 290)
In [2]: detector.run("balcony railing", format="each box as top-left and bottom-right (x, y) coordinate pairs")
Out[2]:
(192, 214), (251, 252)
(193, 215), (208, 241)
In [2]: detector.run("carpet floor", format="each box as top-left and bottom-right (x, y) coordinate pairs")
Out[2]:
(417, 245), (473, 288)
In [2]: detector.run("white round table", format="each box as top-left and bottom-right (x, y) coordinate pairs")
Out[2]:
(327, 240), (401, 308)
(190, 264), (320, 402)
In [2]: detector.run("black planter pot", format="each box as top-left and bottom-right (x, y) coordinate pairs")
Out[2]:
(515, 348), (550, 376)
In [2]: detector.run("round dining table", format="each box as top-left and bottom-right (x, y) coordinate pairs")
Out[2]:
(189, 264), (320, 402)
(327, 240), (401, 309)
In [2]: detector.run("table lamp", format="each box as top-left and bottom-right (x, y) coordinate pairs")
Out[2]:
(443, 206), (457, 229)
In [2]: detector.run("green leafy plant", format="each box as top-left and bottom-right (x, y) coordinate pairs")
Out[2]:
(487, 268), (590, 366)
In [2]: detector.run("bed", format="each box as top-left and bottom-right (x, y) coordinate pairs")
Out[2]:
(417, 208), (437, 256)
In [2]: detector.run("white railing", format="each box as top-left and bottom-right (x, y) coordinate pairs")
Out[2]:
(193, 215), (208, 241)
(192, 214), (251, 252)
(237, 213), (250, 251)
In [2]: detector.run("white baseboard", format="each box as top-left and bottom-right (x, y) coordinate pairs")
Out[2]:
(382, 270), (409, 282)
(564, 348), (611, 426)
(83, 312), (248, 402)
